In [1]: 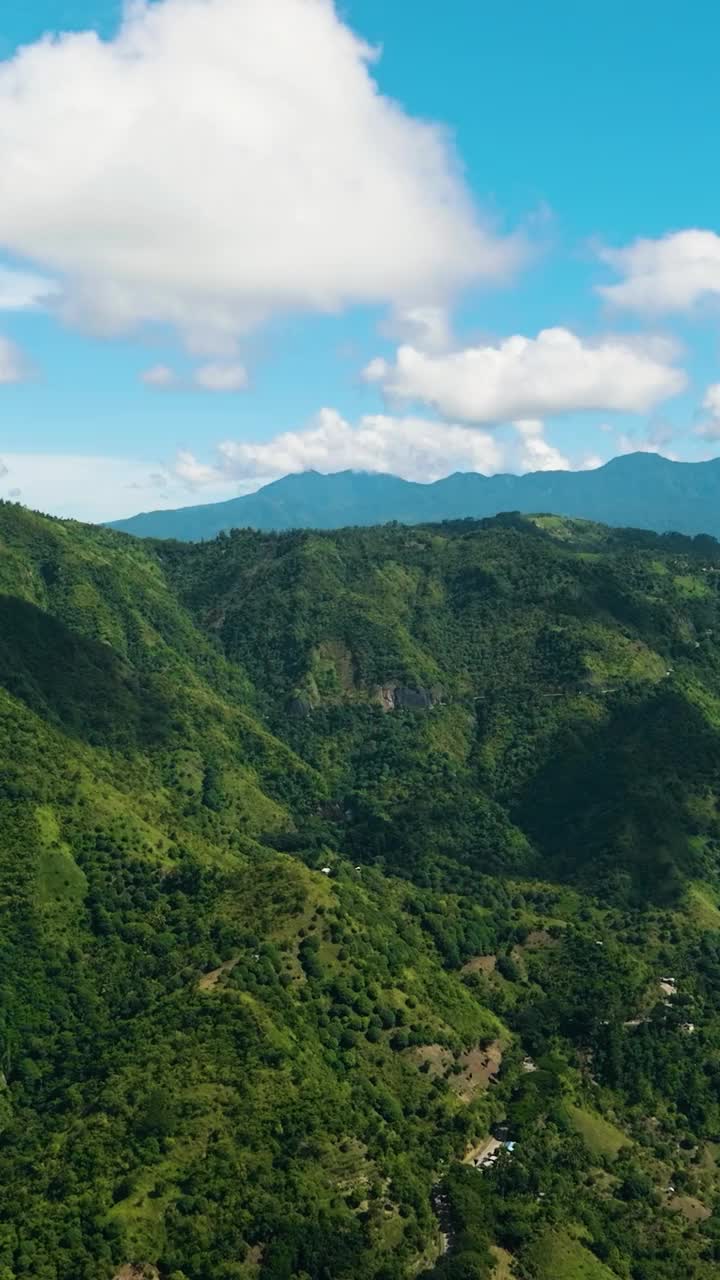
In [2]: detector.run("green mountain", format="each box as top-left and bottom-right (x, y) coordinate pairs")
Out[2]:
(107, 453), (720, 541)
(4, 500), (720, 1280)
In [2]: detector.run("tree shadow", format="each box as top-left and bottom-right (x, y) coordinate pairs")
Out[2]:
(0, 594), (173, 748)
(513, 686), (720, 905)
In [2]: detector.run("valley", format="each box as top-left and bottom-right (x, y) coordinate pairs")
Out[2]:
(2, 502), (720, 1278)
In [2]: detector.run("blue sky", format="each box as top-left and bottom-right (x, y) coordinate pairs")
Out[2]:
(1, 0), (719, 520)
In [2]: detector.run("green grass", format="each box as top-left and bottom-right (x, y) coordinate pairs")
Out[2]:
(35, 805), (88, 937)
(527, 1229), (619, 1280)
(686, 882), (720, 929)
(566, 1105), (627, 1160)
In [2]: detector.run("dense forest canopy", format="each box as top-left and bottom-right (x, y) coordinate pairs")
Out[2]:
(3, 500), (720, 1279)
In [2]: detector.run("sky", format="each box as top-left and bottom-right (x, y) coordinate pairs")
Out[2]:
(1, 0), (719, 521)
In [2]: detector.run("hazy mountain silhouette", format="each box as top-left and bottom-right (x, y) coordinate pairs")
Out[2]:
(107, 453), (720, 541)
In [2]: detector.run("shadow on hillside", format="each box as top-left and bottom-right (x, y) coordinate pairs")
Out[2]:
(514, 686), (720, 906)
(0, 594), (173, 748)
(512, 686), (717, 906)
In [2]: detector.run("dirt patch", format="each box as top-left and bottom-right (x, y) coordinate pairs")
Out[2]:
(523, 929), (556, 949)
(461, 954), (497, 975)
(198, 956), (241, 991)
(453, 1040), (503, 1102)
(464, 1137), (503, 1167)
(412, 1043), (451, 1077)
(412, 1040), (502, 1099)
(113, 1267), (159, 1280)
(668, 1194), (711, 1222)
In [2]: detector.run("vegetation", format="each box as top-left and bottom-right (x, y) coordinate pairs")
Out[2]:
(3, 501), (720, 1278)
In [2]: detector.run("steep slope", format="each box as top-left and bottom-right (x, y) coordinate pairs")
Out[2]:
(3, 502), (720, 1280)
(107, 453), (720, 541)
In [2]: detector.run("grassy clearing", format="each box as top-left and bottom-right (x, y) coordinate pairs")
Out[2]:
(490, 1246), (515, 1279)
(566, 1106), (627, 1160)
(35, 805), (87, 937)
(686, 882), (720, 929)
(527, 1229), (618, 1280)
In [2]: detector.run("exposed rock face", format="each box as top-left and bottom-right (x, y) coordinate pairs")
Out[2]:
(377, 685), (397, 712)
(376, 684), (437, 712)
(394, 686), (434, 711)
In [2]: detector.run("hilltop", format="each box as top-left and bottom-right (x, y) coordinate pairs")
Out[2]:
(106, 453), (720, 541)
(3, 502), (720, 1279)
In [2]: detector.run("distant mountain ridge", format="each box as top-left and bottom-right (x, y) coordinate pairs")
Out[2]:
(108, 452), (720, 541)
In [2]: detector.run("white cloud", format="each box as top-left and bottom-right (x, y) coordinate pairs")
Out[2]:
(603, 420), (679, 461)
(0, 336), (30, 383)
(193, 362), (248, 392)
(695, 383), (720, 441)
(513, 419), (570, 471)
(382, 304), (453, 353)
(599, 229), (720, 313)
(141, 363), (179, 389)
(141, 361), (249, 391)
(176, 408), (505, 488)
(0, 265), (58, 310)
(0, 0), (522, 353)
(363, 327), (686, 423)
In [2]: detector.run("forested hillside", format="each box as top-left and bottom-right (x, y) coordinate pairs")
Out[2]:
(4, 500), (720, 1280)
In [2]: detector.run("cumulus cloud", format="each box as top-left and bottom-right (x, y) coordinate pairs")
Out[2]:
(0, 336), (30, 383)
(0, 0), (522, 352)
(193, 362), (248, 392)
(695, 383), (720, 441)
(363, 327), (686, 423)
(186, 408), (505, 486)
(513, 419), (570, 471)
(599, 230), (720, 312)
(0, 265), (58, 310)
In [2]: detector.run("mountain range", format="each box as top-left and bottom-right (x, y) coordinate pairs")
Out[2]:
(108, 452), (720, 541)
(4, 499), (720, 1278)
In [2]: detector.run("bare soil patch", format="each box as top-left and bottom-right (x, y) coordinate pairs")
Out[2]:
(113, 1267), (159, 1280)
(523, 929), (556, 949)
(412, 1043), (451, 1077)
(461, 954), (497, 975)
(668, 1194), (711, 1222)
(464, 1137), (502, 1166)
(198, 956), (240, 991)
(453, 1040), (503, 1101)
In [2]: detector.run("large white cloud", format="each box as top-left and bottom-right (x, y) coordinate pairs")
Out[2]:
(599, 230), (720, 312)
(190, 408), (506, 485)
(363, 327), (686, 423)
(0, 0), (521, 352)
(0, 336), (30, 383)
